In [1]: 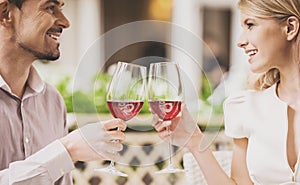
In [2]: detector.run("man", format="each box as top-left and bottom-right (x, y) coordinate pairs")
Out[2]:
(0, 0), (126, 184)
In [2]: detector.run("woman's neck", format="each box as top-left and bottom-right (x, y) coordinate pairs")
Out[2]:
(277, 70), (300, 107)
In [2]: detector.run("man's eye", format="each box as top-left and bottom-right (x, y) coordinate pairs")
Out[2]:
(46, 6), (55, 14)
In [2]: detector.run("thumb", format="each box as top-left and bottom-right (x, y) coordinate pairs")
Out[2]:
(152, 113), (162, 126)
(180, 103), (198, 132)
(181, 103), (190, 118)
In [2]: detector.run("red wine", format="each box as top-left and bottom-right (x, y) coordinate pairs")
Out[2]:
(148, 100), (182, 121)
(107, 100), (144, 121)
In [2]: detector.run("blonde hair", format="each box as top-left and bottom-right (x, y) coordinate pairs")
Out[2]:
(238, 0), (300, 90)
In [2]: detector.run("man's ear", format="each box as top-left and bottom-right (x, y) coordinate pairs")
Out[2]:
(286, 16), (300, 41)
(0, 0), (11, 27)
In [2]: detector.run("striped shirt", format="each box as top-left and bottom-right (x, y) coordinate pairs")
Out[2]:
(0, 66), (74, 184)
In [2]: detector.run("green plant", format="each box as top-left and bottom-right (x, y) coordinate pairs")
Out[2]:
(55, 76), (73, 112)
(55, 72), (150, 114)
(93, 71), (150, 114)
(72, 91), (96, 113)
(93, 72), (111, 114)
(200, 74), (213, 101)
(55, 76), (96, 113)
(199, 73), (224, 115)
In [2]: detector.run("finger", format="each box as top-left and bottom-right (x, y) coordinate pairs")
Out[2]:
(154, 121), (167, 132)
(169, 117), (181, 130)
(181, 103), (192, 120)
(151, 114), (161, 126)
(106, 141), (124, 152)
(157, 121), (172, 131)
(102, 119), (127, 131)
(181, 102), (186, 109)
(158, 130), (172, 139)
(107, 130), (126, 142)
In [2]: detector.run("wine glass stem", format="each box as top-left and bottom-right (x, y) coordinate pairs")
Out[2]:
(167, 125), (173, 166)
(109, 161), (115, 168)
(109, 138), (119, 168)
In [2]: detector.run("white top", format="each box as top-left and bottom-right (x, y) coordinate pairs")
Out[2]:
(224, 84), (300, 185)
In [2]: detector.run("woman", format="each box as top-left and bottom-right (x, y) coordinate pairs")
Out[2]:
(154, 0), (300, 184)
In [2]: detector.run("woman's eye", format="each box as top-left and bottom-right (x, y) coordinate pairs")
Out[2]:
(246, 23), (254, 29)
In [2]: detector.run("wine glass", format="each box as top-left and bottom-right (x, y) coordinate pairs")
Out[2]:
(148, 62), (186, 174)
(94, 61), (147, 177)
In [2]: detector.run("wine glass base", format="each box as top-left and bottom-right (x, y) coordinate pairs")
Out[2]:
(155, 164), (187, 174)
(94, 166), (128, 177)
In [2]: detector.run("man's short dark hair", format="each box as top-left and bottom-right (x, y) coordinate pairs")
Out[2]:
(8, 0), (24, 9)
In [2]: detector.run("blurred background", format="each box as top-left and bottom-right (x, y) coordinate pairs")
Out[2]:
(34, 0), (251, 184)
(36, 0), (249, 98)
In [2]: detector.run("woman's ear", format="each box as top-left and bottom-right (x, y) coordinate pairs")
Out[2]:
(286, 16), (300, 41)
(0, 0), (12, 27)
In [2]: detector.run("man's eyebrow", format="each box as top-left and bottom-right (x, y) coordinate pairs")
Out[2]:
(45, 0), (65, 6)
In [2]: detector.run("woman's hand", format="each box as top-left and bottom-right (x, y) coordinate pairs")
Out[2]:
(153, 104), (203, 152)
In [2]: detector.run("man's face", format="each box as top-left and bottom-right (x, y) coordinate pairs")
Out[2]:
(13, 0), (70, 61)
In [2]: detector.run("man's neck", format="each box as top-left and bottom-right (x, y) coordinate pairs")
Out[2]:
(0, 58), (32, 99)
(0, 38), (38, 98)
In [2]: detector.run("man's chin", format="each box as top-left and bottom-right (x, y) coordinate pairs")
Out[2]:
(46, 55), (60, 61)
(39, 58), (59, 63)
(20, 43), (61, 61)
(38, 52), (60, 61)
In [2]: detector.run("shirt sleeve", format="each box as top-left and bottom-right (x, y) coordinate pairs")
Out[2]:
(0, 140), (74, 185)
(223, 92), (249, 138)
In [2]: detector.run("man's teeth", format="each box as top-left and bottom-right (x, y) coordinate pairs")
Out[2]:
(47, 34), (59, 40)
(248, 50), (257, 56)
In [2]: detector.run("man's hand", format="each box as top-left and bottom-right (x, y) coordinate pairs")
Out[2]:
(60, 119), (126, 162)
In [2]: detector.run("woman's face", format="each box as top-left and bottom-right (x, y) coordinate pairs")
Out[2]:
(237, 13), (290, 73)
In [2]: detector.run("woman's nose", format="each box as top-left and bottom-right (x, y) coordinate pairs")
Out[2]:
(237, 32), (248, 48)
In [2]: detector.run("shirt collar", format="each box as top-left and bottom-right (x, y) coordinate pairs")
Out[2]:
(0, 74), (11, 93)
(26, 66), (45, 93)
(0, 66), (45, 94)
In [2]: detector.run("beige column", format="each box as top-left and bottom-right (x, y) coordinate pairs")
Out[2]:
(226, 7), (249, 95)
(171, 0), (203, 108)
(72, 0), (104, 91)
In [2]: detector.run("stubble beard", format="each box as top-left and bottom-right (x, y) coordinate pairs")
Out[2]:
(19, 43), (60, 61)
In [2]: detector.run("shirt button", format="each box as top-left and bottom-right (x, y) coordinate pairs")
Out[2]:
(24, 137), (29, 143)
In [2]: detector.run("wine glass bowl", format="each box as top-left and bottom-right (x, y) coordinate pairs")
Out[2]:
(106, 100), (144, 121)
(148, 100), (182, 121)
(94, 61), (147, 177)
(148, 62), (186, 174)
